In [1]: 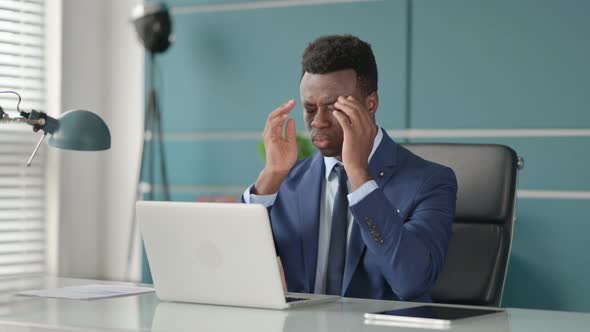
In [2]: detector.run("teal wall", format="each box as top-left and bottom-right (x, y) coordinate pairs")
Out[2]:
(141, 0), (590, 312)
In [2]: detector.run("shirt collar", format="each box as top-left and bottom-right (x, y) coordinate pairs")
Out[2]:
(323, 127), (384, 180)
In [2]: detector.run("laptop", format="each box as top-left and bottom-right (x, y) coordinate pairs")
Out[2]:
(136, 201), (338, 309)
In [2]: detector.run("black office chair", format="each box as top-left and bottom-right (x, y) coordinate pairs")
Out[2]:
(402, 143), (521, 306)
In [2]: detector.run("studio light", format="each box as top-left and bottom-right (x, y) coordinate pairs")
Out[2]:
(131, 3), (173, 54)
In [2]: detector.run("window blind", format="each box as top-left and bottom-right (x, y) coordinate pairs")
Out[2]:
(0, 0), (47, 278)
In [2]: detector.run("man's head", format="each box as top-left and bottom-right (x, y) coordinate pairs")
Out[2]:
(299, 34), (379, 157)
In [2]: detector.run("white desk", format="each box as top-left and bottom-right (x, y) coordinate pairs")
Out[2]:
(0, 275), (588, 331)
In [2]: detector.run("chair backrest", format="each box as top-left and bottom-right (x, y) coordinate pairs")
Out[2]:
(401, 143), (519, 306)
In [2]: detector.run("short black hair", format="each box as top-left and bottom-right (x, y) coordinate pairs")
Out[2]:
(301, 34), (378, 96)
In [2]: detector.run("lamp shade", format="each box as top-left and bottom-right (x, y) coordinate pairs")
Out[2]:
(48, 110), (111, 151)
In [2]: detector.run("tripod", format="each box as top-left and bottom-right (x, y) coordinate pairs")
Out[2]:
(125, 53), (170, 281)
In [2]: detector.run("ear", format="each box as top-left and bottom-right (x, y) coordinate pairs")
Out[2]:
(365, 92), (379, 115)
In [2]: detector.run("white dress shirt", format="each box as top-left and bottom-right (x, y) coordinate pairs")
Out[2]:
(243, 128), (383, 294)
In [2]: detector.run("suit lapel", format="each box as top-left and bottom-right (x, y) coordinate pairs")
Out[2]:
(343, 129), (399, 294)
(297, 153), (324, 293)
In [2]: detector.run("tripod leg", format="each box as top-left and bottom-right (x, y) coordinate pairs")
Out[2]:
(124, 73), (157, 280)
(153, 90), (170, 201)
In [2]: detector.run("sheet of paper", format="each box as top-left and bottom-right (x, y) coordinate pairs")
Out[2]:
(17, 284), (155, 300)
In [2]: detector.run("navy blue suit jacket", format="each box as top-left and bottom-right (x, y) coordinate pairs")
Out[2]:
(260, 130), (457, 302)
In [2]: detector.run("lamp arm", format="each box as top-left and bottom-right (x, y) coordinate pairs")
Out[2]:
(1, 109), (59, 133)
(0, 114), (47, 126)
(1, 105), (59, 167)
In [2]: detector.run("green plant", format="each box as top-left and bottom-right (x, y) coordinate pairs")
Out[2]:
(258, 134), (315, 161)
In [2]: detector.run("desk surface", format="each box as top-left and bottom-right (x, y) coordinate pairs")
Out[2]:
(0, 275), (588, 331)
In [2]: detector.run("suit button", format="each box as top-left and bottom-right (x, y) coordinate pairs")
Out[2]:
(379, 171), (384, 178)
(378, 238), (384, 244)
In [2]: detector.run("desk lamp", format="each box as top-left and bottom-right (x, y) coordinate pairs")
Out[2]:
(0, 91), (111, 166)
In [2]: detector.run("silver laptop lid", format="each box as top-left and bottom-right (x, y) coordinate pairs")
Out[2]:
(136, 201), (287, 309)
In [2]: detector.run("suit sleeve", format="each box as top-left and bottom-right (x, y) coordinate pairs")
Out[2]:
(349, 166), (457, 300)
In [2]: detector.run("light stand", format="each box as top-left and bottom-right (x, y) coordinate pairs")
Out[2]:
(127, 3), (174, 281)
(141, 53), (171, 203)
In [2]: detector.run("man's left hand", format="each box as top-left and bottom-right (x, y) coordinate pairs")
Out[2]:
(333, 95), (378, 191)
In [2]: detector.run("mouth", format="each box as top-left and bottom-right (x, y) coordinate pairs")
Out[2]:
(312, 136), (331, 149)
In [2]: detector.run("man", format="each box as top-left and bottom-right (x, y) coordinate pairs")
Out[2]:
(243, 35), (457, 302)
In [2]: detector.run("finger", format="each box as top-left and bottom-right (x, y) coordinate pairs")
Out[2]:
(267, 113), (289, 128)
(346, 95), (372, 119)
(337, 96), (369, 116)
(268, 99), (296, 120)
(285, 118), (296, 143)
(266, 100), (295, 138)
(346, 95), (358, 103)
(336, 96), (371, 124)
(339, 95), (361, 107)
(266, 114), (289, 138)
(334, 98), (361, 123)
(332, 110), (352, 131)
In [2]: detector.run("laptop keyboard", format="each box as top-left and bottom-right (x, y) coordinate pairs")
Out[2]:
(285, 297), (307, 303)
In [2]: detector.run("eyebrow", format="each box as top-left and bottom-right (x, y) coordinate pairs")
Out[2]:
(303, 100), (337, 107)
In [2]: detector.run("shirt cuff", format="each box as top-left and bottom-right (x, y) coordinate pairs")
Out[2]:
(347, 180), (378, 206)
(242, 184), (277, 208)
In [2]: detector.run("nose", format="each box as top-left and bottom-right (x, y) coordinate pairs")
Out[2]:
(311, 108), (331, 129)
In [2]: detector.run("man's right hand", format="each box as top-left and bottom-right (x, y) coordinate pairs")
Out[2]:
(253, 100), (298, 195)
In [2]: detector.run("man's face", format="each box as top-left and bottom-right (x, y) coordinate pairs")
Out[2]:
(300, 69), (363, 158)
